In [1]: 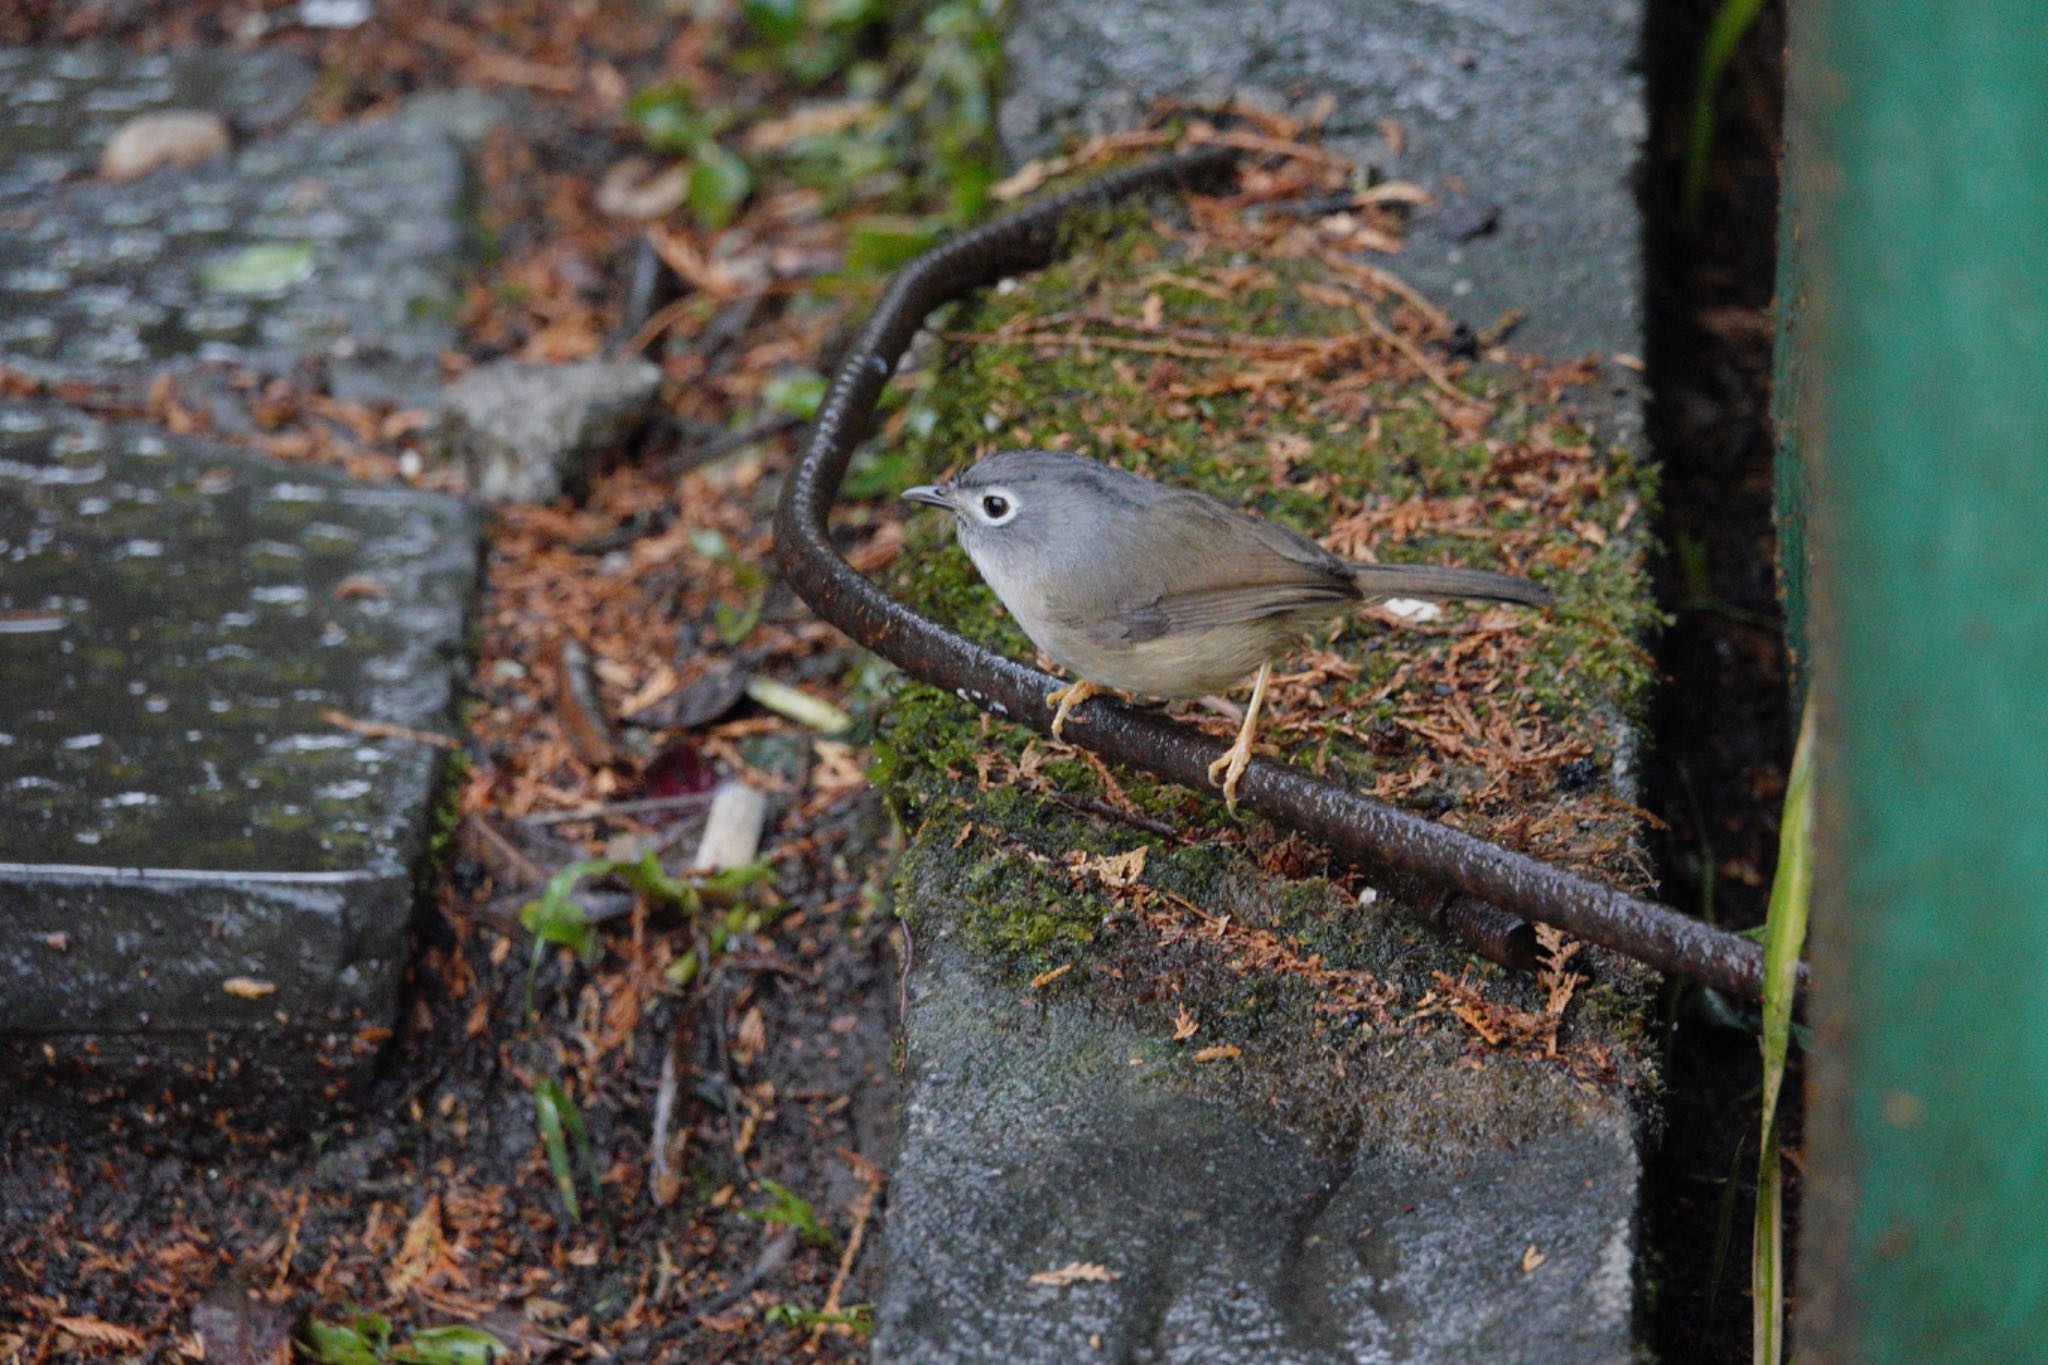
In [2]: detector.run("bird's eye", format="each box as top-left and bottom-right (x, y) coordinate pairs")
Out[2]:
(980, 494), (1011, 520)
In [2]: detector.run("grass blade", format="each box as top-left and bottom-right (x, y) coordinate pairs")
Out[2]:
(1684, 0), (1769, 219)
(534, 1079), (583, 1225)
(1754, 698), (1815, 1364)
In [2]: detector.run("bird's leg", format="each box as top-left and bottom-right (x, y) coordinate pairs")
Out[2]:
(1206, 662), (1272, 813)
(1046, 679), (1106, 739)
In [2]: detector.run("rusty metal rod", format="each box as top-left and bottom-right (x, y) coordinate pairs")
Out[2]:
(774, 145), (1801, 1003)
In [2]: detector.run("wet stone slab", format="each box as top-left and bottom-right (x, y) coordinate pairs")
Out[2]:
(0, 401), (478, 1087)
(0, 45), (312, 207)
(0, 45), (484, 1120)
(0, 46), (463, 407)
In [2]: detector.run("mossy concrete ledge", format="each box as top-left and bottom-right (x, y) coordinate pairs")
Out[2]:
(868, 211), (1661, 1361)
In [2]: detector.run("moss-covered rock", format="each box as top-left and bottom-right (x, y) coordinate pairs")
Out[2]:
(875, 204), (1662, 1145)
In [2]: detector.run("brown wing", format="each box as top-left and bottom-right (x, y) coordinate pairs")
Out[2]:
(1042, 490), (1359, 647)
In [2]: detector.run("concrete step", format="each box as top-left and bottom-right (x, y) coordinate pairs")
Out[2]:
(0, 47), (482, 1125)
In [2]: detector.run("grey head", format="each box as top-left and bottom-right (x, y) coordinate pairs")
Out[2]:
(902, 448), (1164, 598)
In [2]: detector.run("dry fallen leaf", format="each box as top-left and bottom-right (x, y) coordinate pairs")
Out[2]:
(1522, 1244), (1547, 1273)
(1191, 1044), (1242, 1063)
(388, 1195), (464, 1296)
(333, 573), (389, 600)
(617, 662), (681, 717)
(732, 1005), (767, 1068)
(1171, 1005), (1200, 1041)
(56, 1317), (147, 1351)
(1029, 1261), (1121, 1287)
(812, 739), (867, 795)
(222, 977), (276, 1000)
(1070, 845), (1147, 888)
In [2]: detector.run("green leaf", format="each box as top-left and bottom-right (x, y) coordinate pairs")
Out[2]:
(761, 370), (828, 419)
(715, 599), (764, 646)
(818, 0), (887, 27)
(627, 83), (703, 156)
(764, 1302), (874, 1334)
(301, 1312), (391, 1365)
(741, 1177), (837, 1248)
(741, 0), (806, 45)
(613, 847), (696, 910)
(699, 857), (774, 904)
(391, 1325), (509, 1365)
(689, 527), (732, 561)
(519, 862), (604, 956)
(202, 241), (316, 295)
(744, 676), (851, 733)
(845, 221), (940, 274)
(687, 141), (754, 230)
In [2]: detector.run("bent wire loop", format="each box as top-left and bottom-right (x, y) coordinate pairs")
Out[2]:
(774, 144), (1799, 1003)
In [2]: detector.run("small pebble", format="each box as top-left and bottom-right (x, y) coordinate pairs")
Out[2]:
(100, 111), (231, 182)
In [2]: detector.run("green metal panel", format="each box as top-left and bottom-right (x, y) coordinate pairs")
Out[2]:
(1782, 0), (2048, 1359)
(1770, 175), (1810, 701)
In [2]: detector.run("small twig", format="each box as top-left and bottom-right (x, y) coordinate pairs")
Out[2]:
(648, 1024), (686, 1208)
(656, 411), (803, 476)
(1351, 298), (1483, 411)
(518, 792), (718, 826)
(272, 1187), (309, 1292)
(723, 950), (823, 985)
(702, 944), (756, 1184)
(319, 709), (458, 749)
(693, 1225), (799, 1317)
(549, 638), (623, 767)
(1046, 792), (1183, 841)
(460, 813), (553, 889)
(805, 1152), (885, 1353)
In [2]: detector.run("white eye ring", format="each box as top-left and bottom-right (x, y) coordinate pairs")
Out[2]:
(974, 487), (1019, 526)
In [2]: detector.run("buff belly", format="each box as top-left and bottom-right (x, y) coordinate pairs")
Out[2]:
(1026, 613), (1332, 699)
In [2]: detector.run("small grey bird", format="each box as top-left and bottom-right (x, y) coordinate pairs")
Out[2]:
(905, 448), (1552, 810)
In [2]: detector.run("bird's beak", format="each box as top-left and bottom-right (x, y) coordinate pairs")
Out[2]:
(902, 483), (952, 508)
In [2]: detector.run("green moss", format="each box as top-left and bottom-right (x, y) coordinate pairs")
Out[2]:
(872, 206), (1663, 1137)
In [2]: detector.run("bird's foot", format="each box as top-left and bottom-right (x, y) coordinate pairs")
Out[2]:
(1204, 661), (1272, 815)
(1206, 733), (1254, 813)
(1046, 680), (1105, 739)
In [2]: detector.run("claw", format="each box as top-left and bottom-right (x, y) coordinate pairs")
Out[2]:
(1046, 680), (1103, 739)
(1205, 661), (1272, 814)
(1206, 740), (1253, 813)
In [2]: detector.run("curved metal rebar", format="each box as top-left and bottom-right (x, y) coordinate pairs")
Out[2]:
(774, 145), (1800, 1003)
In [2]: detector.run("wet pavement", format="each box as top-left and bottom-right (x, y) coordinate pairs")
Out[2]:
(0, 46), (480, 1108)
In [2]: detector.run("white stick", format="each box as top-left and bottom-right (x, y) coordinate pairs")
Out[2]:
(691, 781), (769, 873)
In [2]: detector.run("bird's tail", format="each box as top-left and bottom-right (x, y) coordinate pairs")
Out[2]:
(1348, 561), (1553, 608)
